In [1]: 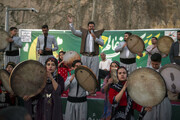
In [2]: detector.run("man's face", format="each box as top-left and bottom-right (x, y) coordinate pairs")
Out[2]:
(151, 61), (161, 70)
(88, 24), (95, 32)
(42, 28), (49, 35)
(100, 53), (106, 60)
(124, 34), (129, 41)
(10, 29), (17, 36)
(151, 38), (157, 44)
(177, 32), (180, 41)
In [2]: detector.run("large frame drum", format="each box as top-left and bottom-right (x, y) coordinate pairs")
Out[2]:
(127, 68), (166, 107)
(10, 60), (47, 97)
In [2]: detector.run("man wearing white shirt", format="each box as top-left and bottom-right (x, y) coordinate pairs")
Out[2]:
(36, 25), (58, 65)
(114, 32), (142, 73)
(98, 52), (112, 90)
(67, 16), (104, 79)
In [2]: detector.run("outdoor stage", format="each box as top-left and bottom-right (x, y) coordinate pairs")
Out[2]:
(61, 91), (180, 120)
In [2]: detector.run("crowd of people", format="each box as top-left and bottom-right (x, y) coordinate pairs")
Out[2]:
(0, 16), (180, 120)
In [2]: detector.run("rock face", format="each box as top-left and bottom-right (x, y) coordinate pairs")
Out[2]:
(0, 0), (179, 68)
(0, 0), (180, 30)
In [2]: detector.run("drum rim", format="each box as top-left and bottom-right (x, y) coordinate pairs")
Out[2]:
(126, 34), (145, 54)
(0, 29), (9, 51)
(127, 67), (166, 107)
(0, 69), (13, 94)
(75, 65), (97, 92)
(9, 60), (47, 98)
(159, 63), (180, 73)
(157, 36), (174, 54)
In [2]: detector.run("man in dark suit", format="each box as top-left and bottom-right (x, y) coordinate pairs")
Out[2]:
(169, 30), (180, 65)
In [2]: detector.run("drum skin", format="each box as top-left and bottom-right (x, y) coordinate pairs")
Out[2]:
(10, 60), (47, 97)
(0, 30), (9, 51)
(63, 51), (81, 68)
(126, 34), (145, 54)
(111, 69), (118, 84)
(75, 65), (97, 92)
(0, 69), (13, 94)
(127, 68), (166, 107)
(157, 36), (174, 55)
(159, 64), (180, 93)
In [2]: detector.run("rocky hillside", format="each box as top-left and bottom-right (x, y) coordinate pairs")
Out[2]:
(0, 0), (180, 30)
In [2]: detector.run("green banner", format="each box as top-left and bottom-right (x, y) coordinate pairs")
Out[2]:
(20, 29), (176, 67)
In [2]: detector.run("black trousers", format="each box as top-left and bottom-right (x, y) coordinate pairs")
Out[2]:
(97, 69), (109, 91)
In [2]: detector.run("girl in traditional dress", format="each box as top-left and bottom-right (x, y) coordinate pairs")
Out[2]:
(24, 57), (64, 120)
(108, 66), (150, 120)
(101, 61), (120, 120)
(58, 51), (71, 96)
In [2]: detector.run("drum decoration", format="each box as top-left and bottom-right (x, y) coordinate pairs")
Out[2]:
(159, 64), (180, 93)
(126, 34), (145, 54)
(157, 36), (174, 55)
(63, 51), (81, 68)
(0, 69), (14, 94)
(75, 65), (97, 92)
(127, 68), (166, 107)
(10, 60), (47, 97)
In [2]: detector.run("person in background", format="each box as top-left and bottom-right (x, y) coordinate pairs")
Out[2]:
(36, 25), (58, 65)
(64, 60), (95, 120)
(58, 51), (71, 96)
(98, 52), (112, 91)
(114, 32), (142, 73)
(146, 37), (166, 67)
(101, 61), (120, 120)
(0, 106), (32, 120)
(169, 30), (180, 65)
(142, 53), (172, 120)
(5, 27), (22, 67)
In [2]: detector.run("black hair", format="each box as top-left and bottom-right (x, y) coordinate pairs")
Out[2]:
(124, 32), (132, 36)
(177, 30), (180, 33)
(0, 106), (31, 120)
(45, 57), (58, 68)
(152, 37), (158, 40)
(42, 25), (48, 29)
(6, 62), (16, 69)
(10, 27), (17, 31)
(72, 60), (82, 67)
(110, 61), (120, 68)
(151, 53), (162, 62)
(88, 21), (95, 26)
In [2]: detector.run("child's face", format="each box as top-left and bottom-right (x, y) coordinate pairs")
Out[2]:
(73, 62), (82, 70)
(110, 63), (118, 70)
(151, 61), (161, 70)
(117, 68), (127, 81)
(46, 60), (56, 73)
(6, 65), (13, 73)
(59, 52), (64, 60)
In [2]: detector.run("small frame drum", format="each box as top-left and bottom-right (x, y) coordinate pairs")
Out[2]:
(0, 29), (9, 51)
(110, 69), (118, 84)
(157, 36), (174, 55)
(10, 60), (47, 97)
(127, 68), (166, 107)
(126, 34), (145, 54)
(159, 64), (180, 93)
(75, 65), (97, 92)
(0, 69), (13, 94)
(63, 51), (81, 68)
